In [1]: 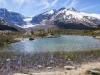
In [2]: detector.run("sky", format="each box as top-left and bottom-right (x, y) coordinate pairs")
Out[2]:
(0, 0), (100, 17)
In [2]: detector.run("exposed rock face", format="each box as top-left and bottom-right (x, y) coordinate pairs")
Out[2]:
(31, 7), (100, 30)
(0, 8), (26, 26)
(0, 18), (25, 32)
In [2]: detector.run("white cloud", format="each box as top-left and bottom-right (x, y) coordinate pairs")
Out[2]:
(51, 0), (58, 6)
(0, 0), (6, 7)
(12, 0), (33, 4)
(64, 0), (71, 7)
(12, 0), (35, 8)
(80, 4), (100, 11)
(12, 0), (25, 6)
(41, 0), (58, 9)
(65, 0), (79, 8)
(11, 0), (58, 10)
(42, 0), (50, 9)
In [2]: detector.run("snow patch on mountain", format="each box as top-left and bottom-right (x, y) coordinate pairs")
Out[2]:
(56, 8), (100, 20)
(23, 17), (35, 28)
(43, 10), (55, 15)
(22, 24), (35, 28)
(80, 12), (100, 19)
(24, 17), (33, 22)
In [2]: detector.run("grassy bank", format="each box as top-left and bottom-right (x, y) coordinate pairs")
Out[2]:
(0, 31), (24, 46)
(0, 50), (100, 62)
(0, 27), (100, 46)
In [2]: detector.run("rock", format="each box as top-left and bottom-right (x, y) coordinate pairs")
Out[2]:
(46, 67), (53, 69)
(95, 36), (100, 39)
(13, 73), (28, 75)
(29, 38), (34, 40)
(64, 66), (75, 70)
(89, 69), (100, 75)
(37, 65), (43, 68)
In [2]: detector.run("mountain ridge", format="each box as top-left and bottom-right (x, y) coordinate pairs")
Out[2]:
(30, 7), (100, 30)
(0, 8), (26, 26)
(0, 7), (100, 31)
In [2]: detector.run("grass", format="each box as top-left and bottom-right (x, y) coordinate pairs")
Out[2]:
(0, 27), (100, 47)
(0, 50), (100, 62)
(37, 49), (100, 63)
(0, 31), (23, 46)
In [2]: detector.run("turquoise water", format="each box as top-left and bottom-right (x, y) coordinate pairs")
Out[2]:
(1, 35), (100, 53)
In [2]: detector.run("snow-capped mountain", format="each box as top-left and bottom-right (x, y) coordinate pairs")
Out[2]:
(0, 7), (100, 30)
(53, 7), (100, 22)
(0, 8), (26, 26)
(0, 18), (25, 32)
(31, 7), (100, 30)
(31, 9), (56, 24)
(52, 7), (100, 28)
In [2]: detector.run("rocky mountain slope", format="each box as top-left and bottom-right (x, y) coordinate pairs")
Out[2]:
(0, 18), (25, 32)
(0, 8), (26, 26)
(0, 7), (100, 31)
(31, 7), (100, 30)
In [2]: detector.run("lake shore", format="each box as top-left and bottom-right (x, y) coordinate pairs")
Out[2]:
(0, 35), (100, 75)
(13, 61), (100, 75)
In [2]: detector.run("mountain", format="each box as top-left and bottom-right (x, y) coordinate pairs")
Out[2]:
(0, 8), (26, 26)
(0, 7), (100, 30)
(0, 18), (25, 32)
(31, 7), (100, 30)
(31, 9), (56, 24)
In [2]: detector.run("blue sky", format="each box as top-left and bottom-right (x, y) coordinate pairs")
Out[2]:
(0, 0), (100, 17)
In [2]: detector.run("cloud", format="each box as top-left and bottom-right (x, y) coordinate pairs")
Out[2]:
(64, 0), (71, 7)
(8, 0), (59, 10)
(12, 0), (25, 7)
(69, 0), (79, 7)
(0, 0), (6, 7)
(51, 0), (58, 6)
(41, 0), (58, 9)
(80, 4), (100, 11)
(42, 0), (50, 9)
(65, 0), (79, 8)
(12, 0), (33, 4)
(12, 0), (35, 8)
